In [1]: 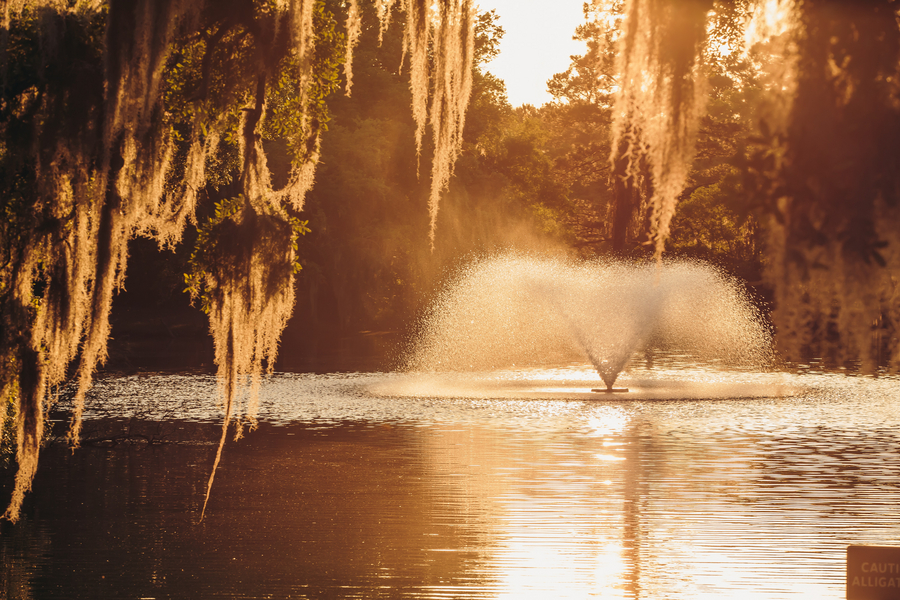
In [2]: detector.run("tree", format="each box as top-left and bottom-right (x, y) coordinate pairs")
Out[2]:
(287, 6), (572, 347)
(0, 0), (476, 522)
(665, 0), (764, 279)
(543, 2), (621, 252)
(612, 0), (900, 368)
(433, 9), (575, 262)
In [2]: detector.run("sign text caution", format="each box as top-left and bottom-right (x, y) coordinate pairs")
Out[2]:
(848, 546), (900, 600)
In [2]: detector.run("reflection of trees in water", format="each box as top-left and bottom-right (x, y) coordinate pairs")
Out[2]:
(752, 426), (900, 512)
(416, 417), (677, 598)
(3, 401), (894, 597)
(7, 423), (496, 596)
(0, 520), (41, 600)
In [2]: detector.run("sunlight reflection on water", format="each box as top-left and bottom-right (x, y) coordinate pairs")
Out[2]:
(8, 363), (898, 599)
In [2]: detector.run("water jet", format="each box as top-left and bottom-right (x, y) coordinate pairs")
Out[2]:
(406, 254), (772, 394)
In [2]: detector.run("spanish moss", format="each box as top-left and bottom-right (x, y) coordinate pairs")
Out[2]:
(0, 0), (475, 521)
(426, 0), (473, 247)
(612, 0), (900, 368)
(612, 0), (712, 259)
(343, 0), (360, 94)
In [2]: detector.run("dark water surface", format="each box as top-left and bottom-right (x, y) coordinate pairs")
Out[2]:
(2, 366), (899, 599)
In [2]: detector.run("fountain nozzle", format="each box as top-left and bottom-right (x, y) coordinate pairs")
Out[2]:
(592, 373), (628, 393)
(592, 386), (629, 393)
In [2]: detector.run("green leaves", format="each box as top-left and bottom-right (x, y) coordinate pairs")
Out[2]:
(288, 217), (311, 274)
(185, 195), (310, 312)
(185, 195), (245, 314)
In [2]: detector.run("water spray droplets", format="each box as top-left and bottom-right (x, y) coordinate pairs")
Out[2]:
(407, 254), (773, 388)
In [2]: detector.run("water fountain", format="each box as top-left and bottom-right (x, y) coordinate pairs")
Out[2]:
(405, 254), (773, 393)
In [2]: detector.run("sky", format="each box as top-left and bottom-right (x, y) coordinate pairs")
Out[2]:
(476, 0), (591, 107)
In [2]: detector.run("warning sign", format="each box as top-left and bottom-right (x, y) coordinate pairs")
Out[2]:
(848, 546), (900, 600)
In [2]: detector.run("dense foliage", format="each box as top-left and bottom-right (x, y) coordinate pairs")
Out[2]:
(605, 0), (900, 369)
(3, 0), (900, 523)
(0, 0), (475, 522)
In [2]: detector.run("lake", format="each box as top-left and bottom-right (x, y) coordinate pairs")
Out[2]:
(2, 362), (899, 599)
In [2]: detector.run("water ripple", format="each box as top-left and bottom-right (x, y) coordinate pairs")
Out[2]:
(19, 365), (898, 599)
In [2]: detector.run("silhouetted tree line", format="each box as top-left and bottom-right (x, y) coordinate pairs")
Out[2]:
(89, 1), (900, 371)
(290, 0), (900, 372)
(5, 0), (900, 520)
